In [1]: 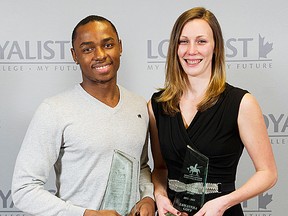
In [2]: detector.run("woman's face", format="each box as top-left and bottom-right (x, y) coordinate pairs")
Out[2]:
(177, 19), (215, 79)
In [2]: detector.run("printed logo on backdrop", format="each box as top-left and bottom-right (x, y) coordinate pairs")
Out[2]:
(146, 34), (273, 71)
(225, 34), (273, 70)
(0, 189), (56, 215)
(264, 113), (288, 145)
(242, 192), (274, 216)
(0, 40), (79, 72)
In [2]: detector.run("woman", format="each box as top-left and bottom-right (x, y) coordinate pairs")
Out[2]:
(148, 7), (277, 216)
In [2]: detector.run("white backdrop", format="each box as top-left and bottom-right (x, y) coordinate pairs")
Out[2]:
(1, 1), (287, 215)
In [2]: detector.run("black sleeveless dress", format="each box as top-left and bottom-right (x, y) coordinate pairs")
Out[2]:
(151, 83), (248, 216)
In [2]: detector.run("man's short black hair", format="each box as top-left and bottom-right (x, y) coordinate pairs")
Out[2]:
(71, 15), (119, 47)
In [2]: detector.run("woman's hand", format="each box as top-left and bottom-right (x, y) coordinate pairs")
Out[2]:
(193, 196), (228, 216)
(155, 194), (180, 216)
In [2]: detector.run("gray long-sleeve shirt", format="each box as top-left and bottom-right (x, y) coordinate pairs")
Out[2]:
(12, 84), (154, 216)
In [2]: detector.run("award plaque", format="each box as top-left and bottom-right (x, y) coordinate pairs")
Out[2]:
(169, 145), (209, 215)
(100, 149), (139, 216)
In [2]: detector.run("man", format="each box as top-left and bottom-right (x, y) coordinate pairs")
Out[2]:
(12, 15), (155, 216)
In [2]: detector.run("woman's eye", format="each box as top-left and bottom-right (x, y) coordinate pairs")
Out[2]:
(197, 40), (207, 44)
(179, 40), (188, 44)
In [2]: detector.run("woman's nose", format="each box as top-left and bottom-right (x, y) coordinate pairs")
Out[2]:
(187, 43), (198, 55)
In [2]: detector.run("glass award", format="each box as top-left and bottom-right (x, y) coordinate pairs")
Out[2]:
(100, 149), (139, 216)
(169, 145), (209, 215)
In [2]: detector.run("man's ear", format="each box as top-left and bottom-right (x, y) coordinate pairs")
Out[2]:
(71, 48), (78, 64)
(119, 39), (123, 56)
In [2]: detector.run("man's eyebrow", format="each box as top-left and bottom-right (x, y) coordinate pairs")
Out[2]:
(79, 41), (93, 47)
(79, 37), (116, 47)
(102, 37), (116, 43)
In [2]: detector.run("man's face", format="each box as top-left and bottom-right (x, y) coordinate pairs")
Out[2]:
(71, 21), (122, 85)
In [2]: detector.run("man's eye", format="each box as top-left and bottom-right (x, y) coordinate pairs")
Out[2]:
(105, 43), (114, 48)
(82, 47), (93, 53)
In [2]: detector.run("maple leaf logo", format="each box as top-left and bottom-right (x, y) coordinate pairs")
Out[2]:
(259, 34), (273, 58)
(258, 193), (273, 209)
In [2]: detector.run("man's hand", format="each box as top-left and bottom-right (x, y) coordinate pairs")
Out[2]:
(84, 209), (121, 216)
(129, 197), (155, 216)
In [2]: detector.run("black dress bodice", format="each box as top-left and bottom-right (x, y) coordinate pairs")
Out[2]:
(151, 83), (248, 215)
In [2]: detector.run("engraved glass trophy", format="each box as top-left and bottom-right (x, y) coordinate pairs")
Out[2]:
(169, 145), (209, 215)
(100, 149), (139, 216)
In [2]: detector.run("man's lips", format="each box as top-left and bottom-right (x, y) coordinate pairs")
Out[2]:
(92, 63), (112, 71)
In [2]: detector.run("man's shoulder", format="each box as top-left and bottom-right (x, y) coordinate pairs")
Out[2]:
(120, 85), (146, 104)
(42, 85), (79, 106)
